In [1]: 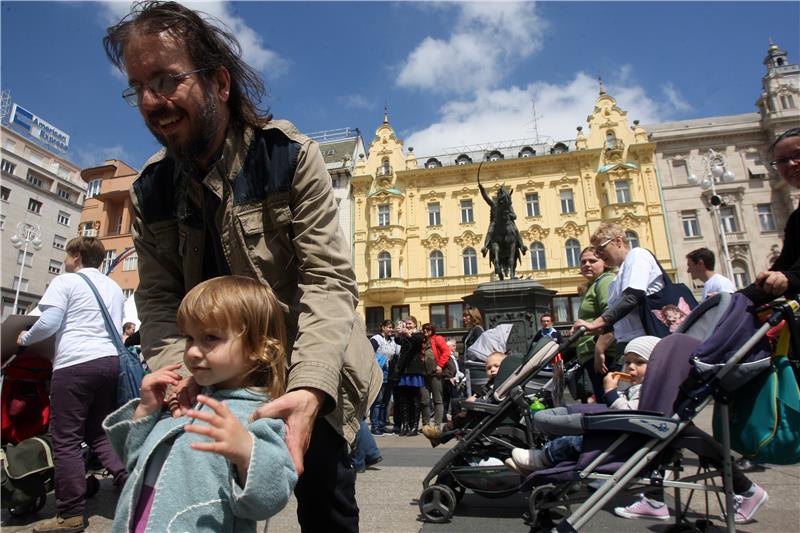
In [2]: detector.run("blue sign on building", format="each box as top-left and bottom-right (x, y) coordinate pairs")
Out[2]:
(9, 104), (70, 154)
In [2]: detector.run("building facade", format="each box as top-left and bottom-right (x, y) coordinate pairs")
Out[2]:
(646, 42), (800, 294)
(308, 127), (366, 251)
(79, 159), (140, 299)
(352, 97), (673, 333)
(1, 124), (85, 318)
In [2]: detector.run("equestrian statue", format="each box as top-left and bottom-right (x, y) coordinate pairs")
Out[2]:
(478, 166), (527, 280)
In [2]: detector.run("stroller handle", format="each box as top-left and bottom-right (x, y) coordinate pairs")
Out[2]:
(1, 346), (26, 374)
(561, 326), (587, 349)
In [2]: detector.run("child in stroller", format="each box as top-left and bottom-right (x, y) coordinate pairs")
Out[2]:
(506, 335), (659, 475)
(518, 292), (782, 531)
(421, 351), (506, 447)
(417, 331), (583, 523)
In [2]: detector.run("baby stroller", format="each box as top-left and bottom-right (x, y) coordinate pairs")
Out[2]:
(521, 292), (799, 532)
(1, 349), (102, 517)
(1, 349), (55, 516)
(418, 329), (583, 523)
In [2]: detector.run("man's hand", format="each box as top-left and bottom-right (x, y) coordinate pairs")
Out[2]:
(168, 374), (201, 418)
(435, 366), (443, 376)
(16, 330), (29, 346)
(185, 395), (254, 483)
(755, 271), (789, 296)
(135, 363), (182, 420)
(250, 388), (325, 476)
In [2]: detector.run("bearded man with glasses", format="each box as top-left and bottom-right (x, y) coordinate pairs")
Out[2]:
(103, 3), (381, 532)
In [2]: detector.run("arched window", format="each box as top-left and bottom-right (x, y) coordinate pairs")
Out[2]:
(606, 131), (617, 149)
(518, 146), (536, 158)
(381, 158), (391, 176)
(463, 247), (478, 276)
(732, 261), (750, 289)
(425, 158), (442, 168)
(530, 242), (546, 270)
(430, 250), (444, 278)
(565, 239), (581, 268)
(455, 154), (472, 165)
(625, 230), (640, 248)
(378, 252), (391, 279)
(487, 150), (504, 162)
(551, 142), (569, 154)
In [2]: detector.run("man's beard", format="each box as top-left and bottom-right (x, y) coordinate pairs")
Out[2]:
(148, 93), (221, 171)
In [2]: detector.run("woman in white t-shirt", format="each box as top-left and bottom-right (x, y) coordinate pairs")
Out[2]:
(572, 223), (664, 374)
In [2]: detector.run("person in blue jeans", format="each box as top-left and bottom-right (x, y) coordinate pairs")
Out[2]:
(350, 420), (382, 474)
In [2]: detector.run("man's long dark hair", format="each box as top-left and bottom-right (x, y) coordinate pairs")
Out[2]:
(103, 0), (270, 131)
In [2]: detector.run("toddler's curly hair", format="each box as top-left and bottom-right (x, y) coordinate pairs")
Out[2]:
(177, 276), (287, 398)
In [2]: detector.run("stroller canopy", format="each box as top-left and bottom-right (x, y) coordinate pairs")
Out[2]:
(466, 324), (512, 362)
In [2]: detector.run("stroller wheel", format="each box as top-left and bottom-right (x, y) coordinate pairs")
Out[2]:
(436, 472), (466, 502)
(419, 484), (457, 523)
(85, 475), (100, 498)
(528, 485), (570, 529)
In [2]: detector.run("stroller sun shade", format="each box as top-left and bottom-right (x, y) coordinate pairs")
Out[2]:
(466, 324), (512, 362)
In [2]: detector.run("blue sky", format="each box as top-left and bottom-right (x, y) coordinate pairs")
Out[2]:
(2, 1), (798, 171)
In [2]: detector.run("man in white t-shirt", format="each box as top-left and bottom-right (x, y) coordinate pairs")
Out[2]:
(18, 237), (128, 533)
(686, 247), (736, 301)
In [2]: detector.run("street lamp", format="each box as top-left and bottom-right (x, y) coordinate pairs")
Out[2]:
(687, 149), (736, 280)
(10, 222), (42, 314)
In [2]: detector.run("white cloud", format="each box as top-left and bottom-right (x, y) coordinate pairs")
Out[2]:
(99, 1), (287, 76)
(340, 94), (375, 111)
(397, 2), (545, 94)
(405, 70), (675, 157)
(661, 83), (692, 113)
(73, 143), (133, 168)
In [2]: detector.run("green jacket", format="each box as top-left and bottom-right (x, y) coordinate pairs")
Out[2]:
(129, 120), (381, 444)
(576, 271), (616, 364)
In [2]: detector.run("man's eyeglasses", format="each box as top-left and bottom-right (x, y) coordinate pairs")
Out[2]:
(594, 237), (615, 254)
(769, 152), (800, 169)
(122, 68), (210, 107)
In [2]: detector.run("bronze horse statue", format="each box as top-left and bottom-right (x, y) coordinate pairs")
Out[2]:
(478, 167), (527, 280)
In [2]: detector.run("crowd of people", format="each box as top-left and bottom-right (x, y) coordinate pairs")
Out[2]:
(8, 0), (799, 530)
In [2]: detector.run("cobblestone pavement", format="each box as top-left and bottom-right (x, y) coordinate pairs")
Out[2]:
(3, 409), (799, 532)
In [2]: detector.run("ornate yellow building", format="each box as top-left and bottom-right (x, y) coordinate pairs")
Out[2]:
(351, 90), (672, 332)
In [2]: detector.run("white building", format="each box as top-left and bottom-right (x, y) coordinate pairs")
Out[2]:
(1, 106), (85, 318)
(646, 42), (800, 294)
(308, 127), (366, 253)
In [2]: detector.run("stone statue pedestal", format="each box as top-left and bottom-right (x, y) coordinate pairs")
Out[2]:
(463, 279), (556, 357)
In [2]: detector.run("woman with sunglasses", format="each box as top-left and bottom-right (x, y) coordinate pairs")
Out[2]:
(573, 247), (617, 402)
(571, 223), (664, 375)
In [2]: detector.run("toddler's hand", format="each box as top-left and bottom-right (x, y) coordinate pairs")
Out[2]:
(602, 372), (620, 393)
(185, 395), (254, 482)
(134, 363), (182, 420)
